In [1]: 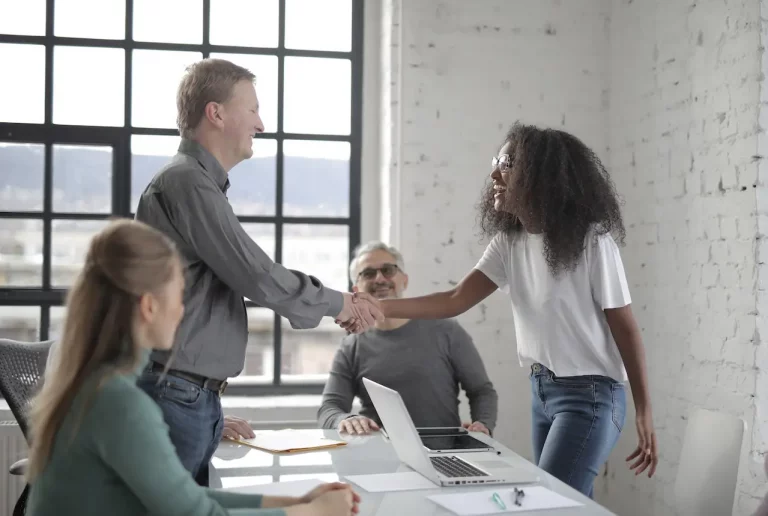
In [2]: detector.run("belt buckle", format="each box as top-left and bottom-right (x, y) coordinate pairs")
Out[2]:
(218, 381), (228, 396)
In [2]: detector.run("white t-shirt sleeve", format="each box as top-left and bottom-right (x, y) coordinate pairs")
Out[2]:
(590, 232), (631, 309)
(474, 233), (509, 293)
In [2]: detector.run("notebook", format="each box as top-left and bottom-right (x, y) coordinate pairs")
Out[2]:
(224, 429), (348, 454)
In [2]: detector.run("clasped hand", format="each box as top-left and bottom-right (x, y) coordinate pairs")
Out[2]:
(334, 292), (384, 334)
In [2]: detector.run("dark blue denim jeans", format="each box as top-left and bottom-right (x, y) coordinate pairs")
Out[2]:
(530, 363), (626, 498)
(137, 369), (224, 487)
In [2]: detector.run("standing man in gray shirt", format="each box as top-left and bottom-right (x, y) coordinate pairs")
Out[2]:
(318, 242), (498, 436)
(135, 58), (382, 486)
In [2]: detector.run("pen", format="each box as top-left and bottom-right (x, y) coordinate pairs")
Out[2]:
(491, 492), (507, 510)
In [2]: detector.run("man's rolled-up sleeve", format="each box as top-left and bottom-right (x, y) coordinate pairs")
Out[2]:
(172, 181), (343, 329)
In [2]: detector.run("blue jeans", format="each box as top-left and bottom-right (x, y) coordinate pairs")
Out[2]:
(530, 363), (625, 498)
(137, 369), (224, 487)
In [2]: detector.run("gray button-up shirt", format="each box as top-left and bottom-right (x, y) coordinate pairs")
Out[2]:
(135, 139), (344, 380)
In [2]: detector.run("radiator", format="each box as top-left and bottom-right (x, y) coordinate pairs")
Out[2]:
(0, 422), (27, 516)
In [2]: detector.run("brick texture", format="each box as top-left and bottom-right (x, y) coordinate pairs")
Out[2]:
(606, 1), (763, 514)
(380, 0), (766, 514)
(380, 0), (611, 466)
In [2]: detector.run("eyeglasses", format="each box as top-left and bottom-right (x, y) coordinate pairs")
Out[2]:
(491, 154), (513, 172)
(357, 263), (400, 280)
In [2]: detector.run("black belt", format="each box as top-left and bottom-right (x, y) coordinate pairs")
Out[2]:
(149, 362), (228, 395)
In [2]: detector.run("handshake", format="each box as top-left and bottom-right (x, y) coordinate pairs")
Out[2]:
(334, 292), (385, 334)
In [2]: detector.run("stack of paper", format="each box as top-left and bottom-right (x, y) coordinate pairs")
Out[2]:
(225, 429), (347, 454)
(427, 486), (583, 514)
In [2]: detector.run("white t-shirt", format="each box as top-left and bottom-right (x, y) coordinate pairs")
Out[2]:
(474, 228), (630, 382)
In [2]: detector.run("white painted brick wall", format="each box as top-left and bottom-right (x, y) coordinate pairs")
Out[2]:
(379, 0), (611, 472)
(606, 1), (763, 515)
(379, 0), (767, 515)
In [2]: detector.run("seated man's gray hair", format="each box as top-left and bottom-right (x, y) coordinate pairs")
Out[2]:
(349, 241), (405, 283)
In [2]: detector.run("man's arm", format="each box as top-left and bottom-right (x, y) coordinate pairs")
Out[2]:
(172, 180), (343, 329)
(317, 345), (358, 429)
(447, 322), (498, 432)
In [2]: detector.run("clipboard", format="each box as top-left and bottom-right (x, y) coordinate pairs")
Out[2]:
(224, 429), (348, 454)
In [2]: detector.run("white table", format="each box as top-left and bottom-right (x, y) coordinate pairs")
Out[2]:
(211, 429), (616, 515)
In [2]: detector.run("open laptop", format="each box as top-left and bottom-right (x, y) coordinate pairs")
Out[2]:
(362, 378), (540, 487)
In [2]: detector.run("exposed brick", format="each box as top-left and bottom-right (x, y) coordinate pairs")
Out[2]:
(381, 0), (765, 514)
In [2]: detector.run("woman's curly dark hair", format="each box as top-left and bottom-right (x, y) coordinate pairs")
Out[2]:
(477, 122), (625, 275)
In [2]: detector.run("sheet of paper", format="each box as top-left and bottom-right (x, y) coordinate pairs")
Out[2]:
(227, 478), (325, 497)
(344, 471), (439, 492)
(226, 429), (347, 453)
(427, 486), (583, 514)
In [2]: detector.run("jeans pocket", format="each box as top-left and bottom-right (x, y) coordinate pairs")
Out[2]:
(137, 372), (163, 392)
(611, 383), (627, 432)
(161, 378), (202, 406)
(549, 374), (594, 389)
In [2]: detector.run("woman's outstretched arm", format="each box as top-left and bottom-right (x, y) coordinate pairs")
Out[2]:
(379, 269), (498, 320)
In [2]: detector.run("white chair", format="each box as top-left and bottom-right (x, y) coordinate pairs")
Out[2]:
(674, 407), (746, 516)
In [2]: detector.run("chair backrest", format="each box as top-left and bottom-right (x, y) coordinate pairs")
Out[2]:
(0, 339), (54, 441)
(674, 407), (746, 516)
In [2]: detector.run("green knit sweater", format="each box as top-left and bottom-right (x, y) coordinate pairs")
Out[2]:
(27, 352), (287, 516)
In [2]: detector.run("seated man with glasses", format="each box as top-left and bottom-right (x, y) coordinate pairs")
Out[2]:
(318, 242), (498, 435)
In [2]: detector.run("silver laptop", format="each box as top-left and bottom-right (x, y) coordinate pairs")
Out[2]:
(362, 378), (540, 487)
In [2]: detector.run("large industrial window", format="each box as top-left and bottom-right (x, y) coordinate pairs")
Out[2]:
(0, 0), (364, 394)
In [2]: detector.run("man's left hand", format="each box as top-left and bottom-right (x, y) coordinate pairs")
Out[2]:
(463, 421), (490, 435)
(222, 415), (255, 441)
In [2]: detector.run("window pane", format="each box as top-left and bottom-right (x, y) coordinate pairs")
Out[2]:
(133, 0), (202, 44)
(282, 224), (348, 291)
(53, 46), (125, 127)
(51, 219), (109, 287)
(281, 224), (348, 377)
(229, 140), (276, 216)
(240, 307), (274, 381)
(0, 143), (44, 211)
(50, 306), (66, 341)
(242, 223), (275, 262)
(239, 224), (275, 380)
(284, 57), (350, 135)
(0, 0), (45, 36)
(284, 140), (349, 217)
(285, 0), (351, 52)
(132, 50), (202, 129)
(53, 144), (112, 213)
(210, 53), (277, 133)
(281, 316), (345, 377)
(131, 135), (180, 212)
(54, 0), (125, 40)
(0, 219), (43, 287)
(0, 307), (40, 342)
(210, 0), (278, 48)
(0, 44), (45, 123)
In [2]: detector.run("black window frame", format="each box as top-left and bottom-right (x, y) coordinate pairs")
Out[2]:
(0, 0), (364, 396)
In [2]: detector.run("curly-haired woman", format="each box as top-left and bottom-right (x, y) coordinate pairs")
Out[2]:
(376, 122), (658, 497)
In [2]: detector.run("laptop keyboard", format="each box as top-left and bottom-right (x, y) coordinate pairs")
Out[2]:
(430, 456), (489, 478)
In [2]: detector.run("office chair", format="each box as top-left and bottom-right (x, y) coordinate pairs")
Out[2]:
(0, 339), (54, 516)
(674, 407), (746, 516)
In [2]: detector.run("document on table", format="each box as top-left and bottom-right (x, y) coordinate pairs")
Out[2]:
(224, 429), (347, 454)
(344, 471), (438, 492)
(427, 486), (582, 514)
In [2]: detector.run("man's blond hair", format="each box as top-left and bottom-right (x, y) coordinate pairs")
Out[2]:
(176, 58), (255, 139)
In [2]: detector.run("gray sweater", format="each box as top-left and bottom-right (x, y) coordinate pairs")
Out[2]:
(318, 319), (498, 432)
